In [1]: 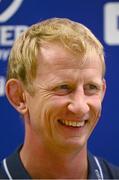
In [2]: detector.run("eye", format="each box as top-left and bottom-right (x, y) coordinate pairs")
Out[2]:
(84, 84), (100, 95)
(53, 84), (72, 95)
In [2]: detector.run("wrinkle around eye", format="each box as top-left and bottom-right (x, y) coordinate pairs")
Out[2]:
(84, 84), (101, 96)
(52, 84), (73, 96)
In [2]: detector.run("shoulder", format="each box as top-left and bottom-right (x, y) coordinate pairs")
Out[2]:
(0, 160), (9, 179)
(88, 152), (119, 179)
(0, 147), (31, 179)
(97, 156), (119, 179)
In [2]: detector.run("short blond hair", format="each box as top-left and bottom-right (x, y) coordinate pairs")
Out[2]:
(7, 18), (105, 94)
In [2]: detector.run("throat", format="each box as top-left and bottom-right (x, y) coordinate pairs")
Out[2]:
(20, 144), (88, 179)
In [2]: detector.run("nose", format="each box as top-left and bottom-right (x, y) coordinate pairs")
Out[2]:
(67, 91), (90, 116)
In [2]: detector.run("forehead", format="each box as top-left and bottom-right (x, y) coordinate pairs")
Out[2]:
(37, 42), (102, 75)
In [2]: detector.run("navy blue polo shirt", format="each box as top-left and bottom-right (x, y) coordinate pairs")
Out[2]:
(0, 148), (119, 179)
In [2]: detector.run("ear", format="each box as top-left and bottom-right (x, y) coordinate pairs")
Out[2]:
(5, 79), (28, 115)
(101, 79), (106, 101)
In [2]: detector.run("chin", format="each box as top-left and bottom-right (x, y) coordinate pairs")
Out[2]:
(56, 136), (88, 153)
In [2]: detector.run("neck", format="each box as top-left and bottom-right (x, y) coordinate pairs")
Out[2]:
(20, 126), (88, 179)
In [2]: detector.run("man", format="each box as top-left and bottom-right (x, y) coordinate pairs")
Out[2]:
(0, 18), (119, 179)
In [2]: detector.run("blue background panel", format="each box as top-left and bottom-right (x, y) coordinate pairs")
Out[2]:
(0, 0), (119, 166)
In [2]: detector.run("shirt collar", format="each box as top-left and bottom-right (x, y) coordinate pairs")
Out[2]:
(88, 152), (103, 179)
(5, 148), (31, 179)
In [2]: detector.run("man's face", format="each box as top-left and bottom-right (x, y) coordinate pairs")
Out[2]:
(25, 42), (106, 152)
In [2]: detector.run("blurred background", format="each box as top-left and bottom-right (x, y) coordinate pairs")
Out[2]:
(0, 0), (119, 165)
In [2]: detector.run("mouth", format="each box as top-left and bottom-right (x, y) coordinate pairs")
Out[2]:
(58, 119), (88, 128)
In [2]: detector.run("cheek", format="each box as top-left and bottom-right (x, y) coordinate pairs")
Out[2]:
(42, 96), (69, 123)
(27, 94), (60, 127)
(50, 95), (69, 107)
(90, 97), (102, 119)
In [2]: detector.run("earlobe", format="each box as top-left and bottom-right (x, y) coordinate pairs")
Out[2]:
(5, 79), (28, 114)
(18, 102), (28, 114)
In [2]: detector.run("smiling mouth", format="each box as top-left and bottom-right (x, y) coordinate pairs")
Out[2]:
(58, 119), (87, 128)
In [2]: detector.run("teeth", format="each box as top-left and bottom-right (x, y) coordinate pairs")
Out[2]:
(61, 120), (85, 127)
